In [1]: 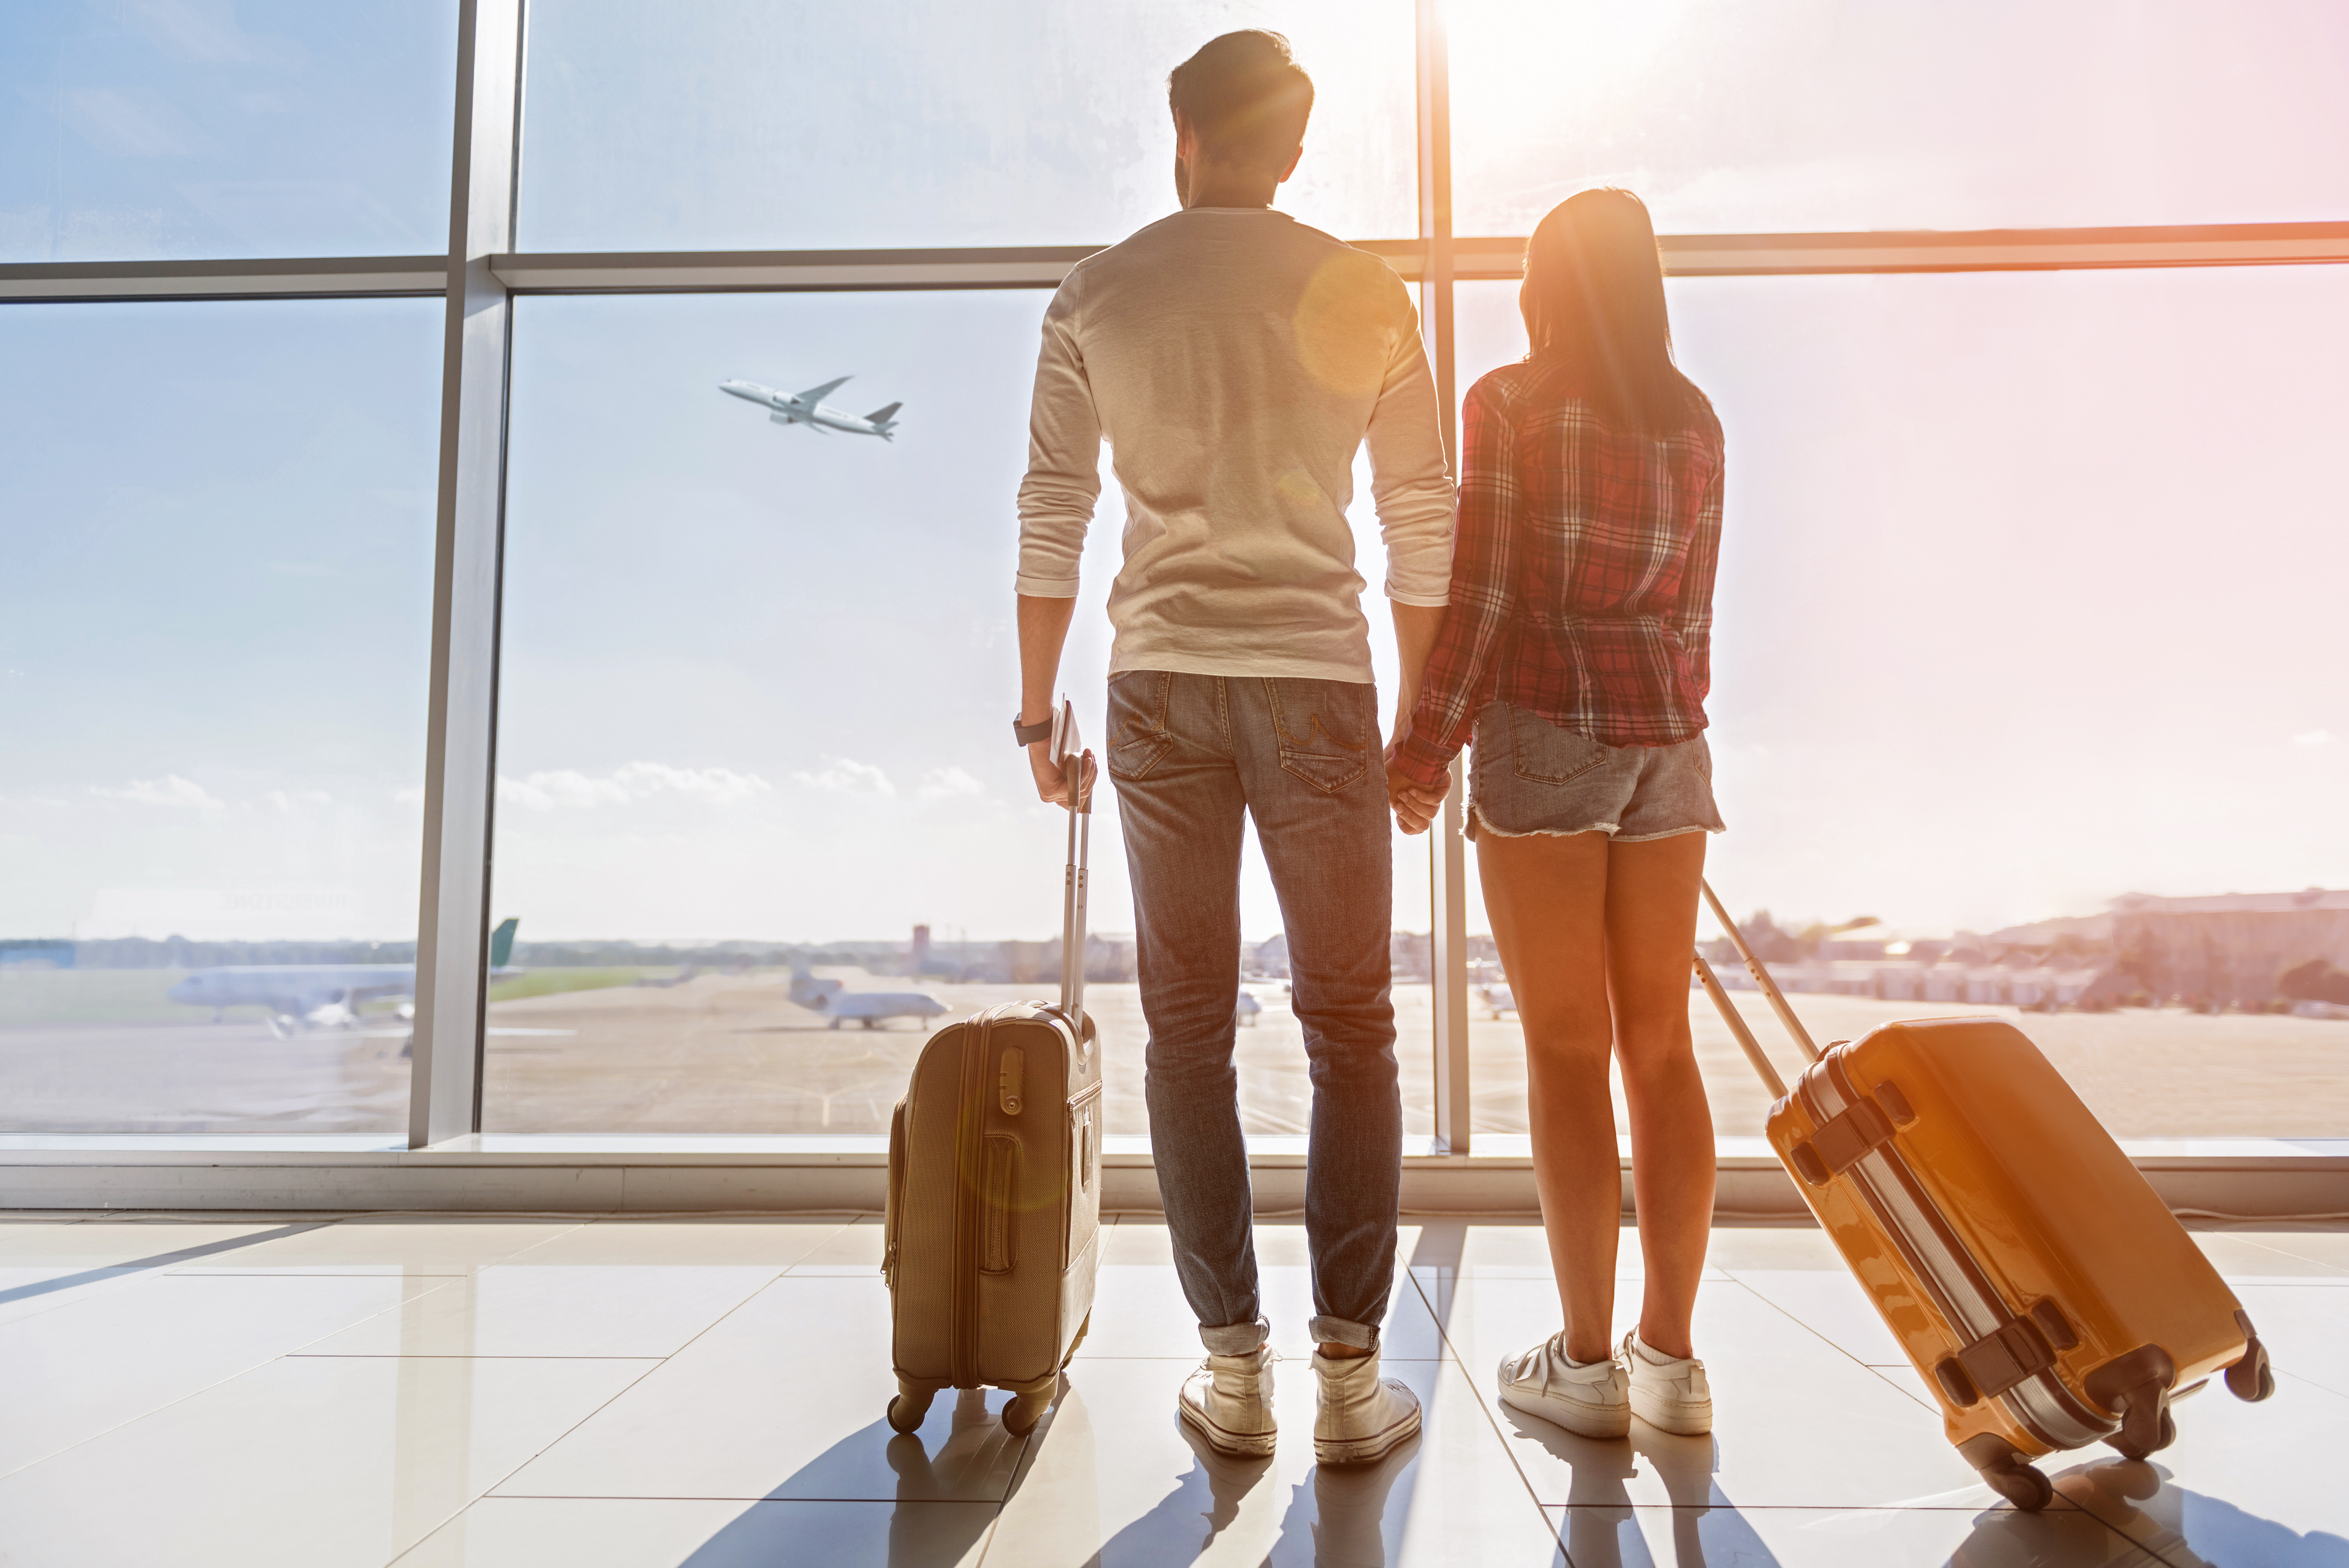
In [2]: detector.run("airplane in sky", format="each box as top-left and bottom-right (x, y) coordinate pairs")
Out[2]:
(788, 970), (949, 1030)
(168, 918), (524, 1037)
(720, 376), (902, 440)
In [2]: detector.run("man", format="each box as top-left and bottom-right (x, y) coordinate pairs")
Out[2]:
(1013, 30), (1452, 1464)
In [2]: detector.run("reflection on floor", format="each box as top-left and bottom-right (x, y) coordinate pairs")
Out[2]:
(0, 1212), (2342, 1566)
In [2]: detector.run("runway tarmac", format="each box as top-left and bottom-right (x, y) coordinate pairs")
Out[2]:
(3, 970), (2344, 1139)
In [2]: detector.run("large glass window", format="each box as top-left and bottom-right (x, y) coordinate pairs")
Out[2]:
(1451, 266), (2349, 1138)
(0, 299), (442, 1134)
(481, 290), (1432, 1136)
(1447, 0), (2349, 235)
(516, 0), (1416, 251)
(0, 1), (457, 262)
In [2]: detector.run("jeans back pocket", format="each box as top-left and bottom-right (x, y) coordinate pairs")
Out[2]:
(1265, 679), (1371, 795)
(1105, 670), (1174, 780)
(1508, 706), (1613, 784)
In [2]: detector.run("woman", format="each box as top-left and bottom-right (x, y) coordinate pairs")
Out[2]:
(1387, 188), (1725, 1439)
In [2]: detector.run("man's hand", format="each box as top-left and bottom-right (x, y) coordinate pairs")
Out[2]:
(1383, 742), (1448, 835)
(1028, 737), (1098, 810)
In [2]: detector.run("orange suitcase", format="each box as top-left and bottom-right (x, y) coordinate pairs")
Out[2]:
(1693, 881), (2275, 1510)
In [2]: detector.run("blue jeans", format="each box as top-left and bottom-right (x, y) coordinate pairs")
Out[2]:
(1105, 670), (1401, 1354)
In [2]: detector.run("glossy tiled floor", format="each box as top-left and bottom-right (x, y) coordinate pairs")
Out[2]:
(1, 1212), (2342, 1566)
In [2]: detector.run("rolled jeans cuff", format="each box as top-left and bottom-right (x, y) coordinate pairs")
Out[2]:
(1308, 1315), (1379, 1352)
(1199, 1317), (1271, 1356)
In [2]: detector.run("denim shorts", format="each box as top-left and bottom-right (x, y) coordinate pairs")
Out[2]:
(1466, 702), (1726, 842)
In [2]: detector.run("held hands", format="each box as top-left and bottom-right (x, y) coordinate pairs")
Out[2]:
(1382, 721), (1448, 836)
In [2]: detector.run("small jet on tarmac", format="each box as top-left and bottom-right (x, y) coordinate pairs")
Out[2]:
(721, 376), (902, 440)
(788, 970), (949, 1030)
(168, 918), (525, 1038)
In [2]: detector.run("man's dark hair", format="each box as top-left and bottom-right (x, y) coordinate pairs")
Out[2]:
(1168, 31), (1314, 173)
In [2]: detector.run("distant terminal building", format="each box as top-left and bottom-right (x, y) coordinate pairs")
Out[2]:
(2109, 888), (2349, 1010)
(1699, 887), (2349, 1014)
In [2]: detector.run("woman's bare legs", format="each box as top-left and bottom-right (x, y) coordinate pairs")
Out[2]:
(1478, 828), (1715, 1363)
(1604, 832), (1715, 1359)
(1478, 829), (1619, 1363)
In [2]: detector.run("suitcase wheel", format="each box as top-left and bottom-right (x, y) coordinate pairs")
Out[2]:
(1961, 1436), (2054, 1513)
(2226, 1336), (2276, 1403)
(887, 1381), (939, 1434)
(1002, 1388), (1052, 1436)
(1980, 1458), (2054, 1513)
(2106, 1406), (2176, 1461)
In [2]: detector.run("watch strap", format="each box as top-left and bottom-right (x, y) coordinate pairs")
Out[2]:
(1012, 715), (1053, 747)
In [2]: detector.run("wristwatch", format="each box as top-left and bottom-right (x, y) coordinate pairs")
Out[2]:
(1012, 714), (1053, 746)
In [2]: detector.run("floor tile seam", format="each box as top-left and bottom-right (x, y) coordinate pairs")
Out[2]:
(479, 1492), (1005, 1506)
(458, 1261), (844, 1504)
(1706, 1274), (1927, 1396)
(0, 1269), (159, 1332)
(0, 1339), (373, 1484)
(0, 1221), (329, 1311)
(284, 1352), (674, 1361)
(0, 1273), (477, 1484)
(2231, 1234), (2349, 1275)
(459, 1217), (594, 1265)
(1543, 1501), (2085, 1513)
(464, 1352), (681, 1515)
(2057, 1479), (2206, 1568)
(2274, 1365), (2349, 1401)
(1397, 1265), (1562, 1529)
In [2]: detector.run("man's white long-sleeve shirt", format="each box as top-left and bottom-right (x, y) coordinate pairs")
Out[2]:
(1016, 207), (1454, 684)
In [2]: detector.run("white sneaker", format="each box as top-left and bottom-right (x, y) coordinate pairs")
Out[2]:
(1496, 1332), (1630, 1439)
(1313, 1349), (1422, 1465)
(1179, 1344), (1278, 1458)
(1622, 1328), (1712, 1435)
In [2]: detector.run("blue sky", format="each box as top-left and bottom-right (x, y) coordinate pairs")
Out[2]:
(4, 1), (2346, 948)
(0, 1), (453, 261)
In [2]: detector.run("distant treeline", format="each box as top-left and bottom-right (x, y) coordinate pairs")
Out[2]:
(1, 935), (932, 971)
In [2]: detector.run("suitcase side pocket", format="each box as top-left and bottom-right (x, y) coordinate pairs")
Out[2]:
(883, 1096), (909, 1291)
(980, 1133), (1018, 1274)
(1065, 1082), (1104, 1269)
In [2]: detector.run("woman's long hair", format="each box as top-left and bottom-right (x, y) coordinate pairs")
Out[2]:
(1521, 189), (1710, 436)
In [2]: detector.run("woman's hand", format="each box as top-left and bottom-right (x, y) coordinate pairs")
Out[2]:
(1383, 743), (1448, 835)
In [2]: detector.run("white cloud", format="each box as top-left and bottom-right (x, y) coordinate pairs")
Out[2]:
(93, 774), (223, 809)
(792, 757), (897, 796)
(263, 788), (333, 813)
(612, 761), (771, 803)
(917, 766), (986, 800)
(2292, 729), (2336, 747)
(497, 761), (774, 811)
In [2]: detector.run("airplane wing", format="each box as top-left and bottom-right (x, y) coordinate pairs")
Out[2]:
(793, 375), (851, 404)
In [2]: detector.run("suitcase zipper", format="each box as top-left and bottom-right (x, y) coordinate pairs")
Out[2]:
(949, 1012), (995, 1388)
(1801, 1052), (2110, 1451)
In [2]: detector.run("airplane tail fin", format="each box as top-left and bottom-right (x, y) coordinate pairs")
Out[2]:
(866, 402), (901, 426)
(490, 917), (519, 969)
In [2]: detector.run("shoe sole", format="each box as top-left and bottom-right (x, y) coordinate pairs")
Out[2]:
(1314, 1407), (1421, 1466)
(1499, 1383), (1631, 1440)
(1629, 1391), (1712, 1436)
(1178, 1399), (1278, 1458)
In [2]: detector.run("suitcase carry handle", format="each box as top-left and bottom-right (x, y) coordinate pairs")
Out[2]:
(1050, 696), (1093, 1029)
(1692, 877), (1823, 1100)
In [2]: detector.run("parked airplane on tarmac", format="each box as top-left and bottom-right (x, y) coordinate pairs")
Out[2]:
(787, 970), (949, 1030)
(720, 376), (902, 439)
(168, 919), (525, 1037)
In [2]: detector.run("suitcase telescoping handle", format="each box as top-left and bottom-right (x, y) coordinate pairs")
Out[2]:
(1050, 697), (1093, 1028)
(1691, 877), (1822, 1101)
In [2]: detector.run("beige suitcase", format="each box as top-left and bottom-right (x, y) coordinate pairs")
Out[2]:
(882, 699), (1104, 1436)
